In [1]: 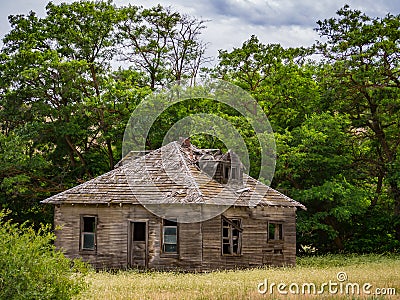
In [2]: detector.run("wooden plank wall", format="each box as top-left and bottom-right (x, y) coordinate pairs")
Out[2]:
(202, 206), (297, 270)
(54, 204), (203, 270)
(54, 204), (296, 270)
(55, 204), (156, 269)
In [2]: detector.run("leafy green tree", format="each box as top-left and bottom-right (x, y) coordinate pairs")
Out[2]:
(0, 132), (55, 225)
(212, 36), (318, 178)
(1, 0), (120, 175)
(315, 5), (400, 242)
(0, 1), (148, 224)
(44, 0), (124, 170)
(277, 112), (371, 251)
(212, 30), (399, 253)
(215, 35), (319, 131)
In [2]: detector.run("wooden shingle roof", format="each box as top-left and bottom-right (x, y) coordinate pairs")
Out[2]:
(41, 141), (305, 210)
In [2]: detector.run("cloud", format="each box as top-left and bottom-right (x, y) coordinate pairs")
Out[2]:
(113, 0), (400, 63)
(144, 0), (399, 59)
(178, 0), (341, 27)
(209, 0), (301, 26)
(1, 0), (399, 61)
(202, 18), (318, 59)
(161, 0), (400, 27)
(345, 0), (400, 16)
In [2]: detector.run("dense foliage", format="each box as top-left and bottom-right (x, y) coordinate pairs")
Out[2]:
(0, 1), (399, 254)
(0, 211), (89, 299)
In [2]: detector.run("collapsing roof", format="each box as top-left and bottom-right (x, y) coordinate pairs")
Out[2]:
(42, 141), (305, 211)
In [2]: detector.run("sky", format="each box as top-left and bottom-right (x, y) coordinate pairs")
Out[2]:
(1, 0), (399, 63)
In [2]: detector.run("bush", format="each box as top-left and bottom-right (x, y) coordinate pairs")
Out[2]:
(0, 210), (89, 299)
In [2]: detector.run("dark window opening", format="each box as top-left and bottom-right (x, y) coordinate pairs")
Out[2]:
(133, 222), (146, 241)
(222, 216), (242, 255)
(224, 165), (230, 179)
(162, 219), (178, 253)
(81, 216), (97, 251)
(268, 223), (283, 241)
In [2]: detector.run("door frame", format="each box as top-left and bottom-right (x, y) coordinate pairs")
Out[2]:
(127, 219), (149, 268)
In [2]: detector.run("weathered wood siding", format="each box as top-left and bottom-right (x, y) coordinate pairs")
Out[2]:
(54, 204), (296, 270)
(202, 206), (296, 270)
(54, 204), (159, 268)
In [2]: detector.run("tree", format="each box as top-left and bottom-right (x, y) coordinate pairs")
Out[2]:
(277, 112), (371, 252)
(1, 0), (120, 175)
(118, 4), (208, 89)
(168, 13), (209, 82)
(0, 131), (55, 225)
(45, 0), (124, 170)
(215, 35), (319, 131)
(212, 31), (399, 253)
(0, 1), (148, 224)
(213, 36), (320, 179)
(315, 5), (400, 242)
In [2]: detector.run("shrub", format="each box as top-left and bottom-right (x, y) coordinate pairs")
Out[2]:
(0, 210), (89, 299)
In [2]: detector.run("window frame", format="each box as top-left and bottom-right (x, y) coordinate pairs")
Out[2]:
(162, 219), (178, 255)
(231, 167), (238, 180)
(268, 222), (283, 241)
(80, 215), (97, 252)
(224, 165), (230, 181)
(221, 215), (243, 256)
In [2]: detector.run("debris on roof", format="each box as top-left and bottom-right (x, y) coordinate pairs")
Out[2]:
(41, 141), (306, 210)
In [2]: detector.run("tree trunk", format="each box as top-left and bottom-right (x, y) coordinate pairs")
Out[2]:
(65, 135), (92, 177)
(370, 172), (383, 208)
(107, 139), (114, 170)
(390, 181), (400, 241)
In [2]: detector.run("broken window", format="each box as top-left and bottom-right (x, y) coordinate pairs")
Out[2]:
(222, 216), (242, 255)
(162, 219), (178, 253)
(223, 164), (241, 183)
(81, 215), (97, 251)
(224, 165), (230, 181)
(268, 222), (283, 241)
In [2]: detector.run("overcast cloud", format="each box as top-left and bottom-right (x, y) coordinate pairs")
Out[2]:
(1, 0), (399, 62)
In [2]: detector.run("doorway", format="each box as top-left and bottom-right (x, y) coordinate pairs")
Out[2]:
(128, 221), (148, 268)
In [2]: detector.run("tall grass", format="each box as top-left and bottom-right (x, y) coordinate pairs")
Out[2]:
(76, 254), (399, 299)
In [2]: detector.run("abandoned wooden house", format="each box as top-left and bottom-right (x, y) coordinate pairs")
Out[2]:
(42, 140), (306, 271)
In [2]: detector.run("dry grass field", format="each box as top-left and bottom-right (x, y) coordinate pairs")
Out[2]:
(76, 254), (399, 299)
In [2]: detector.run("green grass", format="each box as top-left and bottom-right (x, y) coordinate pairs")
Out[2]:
(76, 254), (400, 299)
